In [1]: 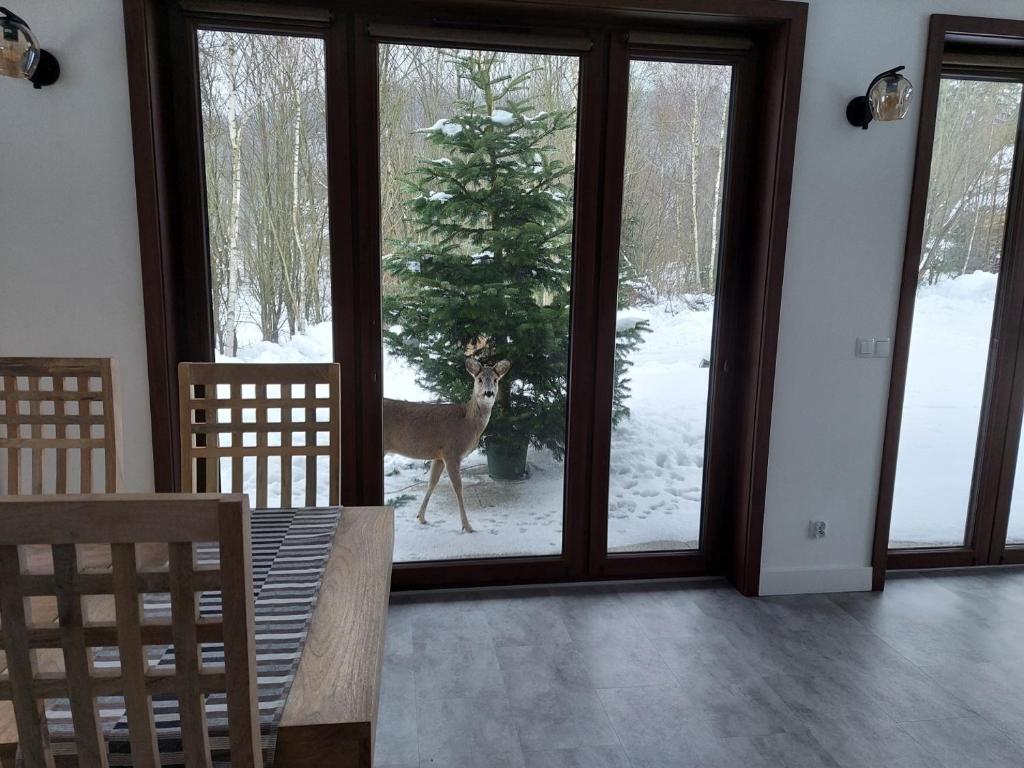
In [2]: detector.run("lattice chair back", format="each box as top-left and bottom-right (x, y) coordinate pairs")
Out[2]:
(178, 363), (341, 508)
(0, 494), (262, 768)
(0, 358), (122, 495)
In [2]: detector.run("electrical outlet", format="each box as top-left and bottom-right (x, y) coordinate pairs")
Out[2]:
(809, 520), (827, 539)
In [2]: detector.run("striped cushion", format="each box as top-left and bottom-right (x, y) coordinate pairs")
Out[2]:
(42, 506), (341, 767)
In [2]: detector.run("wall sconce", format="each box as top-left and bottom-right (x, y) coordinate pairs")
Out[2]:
(0, 7), (60, 89)
(846, 66), (913, 130)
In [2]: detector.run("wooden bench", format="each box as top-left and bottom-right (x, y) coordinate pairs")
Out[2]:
(0, 505), (394, 768)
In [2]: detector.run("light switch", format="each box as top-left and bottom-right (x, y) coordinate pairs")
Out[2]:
(857, 338), (876, 356)
(856, 337), (891, 358)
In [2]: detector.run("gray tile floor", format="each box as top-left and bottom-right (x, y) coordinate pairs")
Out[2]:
(373, 569), (1024, 768)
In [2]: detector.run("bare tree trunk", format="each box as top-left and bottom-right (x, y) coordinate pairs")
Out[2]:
(688, 83), (703, 294)
(919, 163), (990, 279)
(962, 118), (999, 276)
(224, 37), (243, 356)
(290, 89), (308, 336)
(709, 84), (728, 291)
(673, 197), (684, 292)
(963, 187), (983, 276)
(985, 147), (1007, 271)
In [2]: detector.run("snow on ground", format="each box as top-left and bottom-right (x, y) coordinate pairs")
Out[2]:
(891, 271), (1024, 546)
(607, 305), (711, 552)
(221, 272), (1023, 559)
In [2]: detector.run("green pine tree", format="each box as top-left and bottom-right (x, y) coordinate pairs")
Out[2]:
(383, 53), (646, 472)
(614, 253), (652, 425)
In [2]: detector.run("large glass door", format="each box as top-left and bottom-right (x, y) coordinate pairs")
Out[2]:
(362, 24), (757, 587)
(134, 0), (807, 592)
(883, 62), (1024, 570)
(605, 57), (733, 556)
(375, 41), (581, 564)
(889, 77), (1022, 550)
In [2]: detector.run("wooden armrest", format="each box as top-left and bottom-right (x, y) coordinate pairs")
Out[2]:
(275, 507), (394, 768)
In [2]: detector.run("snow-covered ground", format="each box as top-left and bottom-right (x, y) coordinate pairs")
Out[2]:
(221, 271), (1024, 559)
(607, 305), (711, 552)
(891, 271), (1024, 546)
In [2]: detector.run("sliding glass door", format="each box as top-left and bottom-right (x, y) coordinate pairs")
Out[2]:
(606, 58), (733, 555)
(376, 43), (580, 563)
(365, 24), (750, 585)
(890, 77), (1022, 550)
(157, 0), (803, 591)
(883, 56), (1024, 571)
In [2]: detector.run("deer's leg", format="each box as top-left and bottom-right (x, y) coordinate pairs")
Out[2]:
(444, 457), (474, 533)
(417, 459), (444, 525)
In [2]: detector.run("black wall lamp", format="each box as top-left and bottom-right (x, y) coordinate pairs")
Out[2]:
(0, 7), (59, 88)
(847, 66), (913, 129)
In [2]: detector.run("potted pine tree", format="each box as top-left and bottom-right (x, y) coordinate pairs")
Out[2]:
(383, 53), (646, 479)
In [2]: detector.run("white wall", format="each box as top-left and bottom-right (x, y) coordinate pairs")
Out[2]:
(0, 0), (153, 491)
(4, 0), (1024, 590)
(760, 0), (1024, 594)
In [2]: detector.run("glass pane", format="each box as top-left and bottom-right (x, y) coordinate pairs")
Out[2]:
(606, 60), (732, 553)
(198, 30), (332, 362)
(890, 78), (1023, 548)
(1008, 449), (1024, 545)
(378, 45), (580, 562)
(197, 31), (333, 507)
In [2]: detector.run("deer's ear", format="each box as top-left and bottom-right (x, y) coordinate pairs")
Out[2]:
(465, 358), (482, 376)
(493, 360), (511, 378)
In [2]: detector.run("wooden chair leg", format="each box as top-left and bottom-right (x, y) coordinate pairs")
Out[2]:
(0, 742), (18, 768)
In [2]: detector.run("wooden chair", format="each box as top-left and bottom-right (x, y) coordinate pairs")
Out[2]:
(0, 358), (121, 495)
(0, 494), (262, 768)
(178, 363), (341, 508)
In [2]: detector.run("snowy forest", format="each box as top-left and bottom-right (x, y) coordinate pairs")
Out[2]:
(918, 78), (1022, 284)
(197, 33), (734, 352)
(198, 36), (1022, 343)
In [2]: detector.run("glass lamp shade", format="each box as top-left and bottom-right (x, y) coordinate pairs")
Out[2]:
(0, 12), (40, 79)
(868, 73), (913, 122)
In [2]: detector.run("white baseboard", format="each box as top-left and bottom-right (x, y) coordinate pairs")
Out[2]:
(759, 565), (873, 596)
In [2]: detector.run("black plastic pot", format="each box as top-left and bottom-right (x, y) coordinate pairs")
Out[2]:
(485, 436), (529, 480)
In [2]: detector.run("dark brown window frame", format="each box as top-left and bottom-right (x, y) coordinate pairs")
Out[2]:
(122, 0), (806, 595)
(873, 14), (1024, 590)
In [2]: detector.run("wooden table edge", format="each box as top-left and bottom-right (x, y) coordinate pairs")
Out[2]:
(276, 506), (395, 768)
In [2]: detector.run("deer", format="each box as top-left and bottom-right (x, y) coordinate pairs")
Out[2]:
(383, 358), (511, 533)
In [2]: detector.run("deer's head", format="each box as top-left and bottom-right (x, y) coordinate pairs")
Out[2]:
(466, 358), (510, 407)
